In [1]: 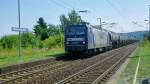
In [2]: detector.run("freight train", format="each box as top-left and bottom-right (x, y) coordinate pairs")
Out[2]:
(64, 22), (137, 54)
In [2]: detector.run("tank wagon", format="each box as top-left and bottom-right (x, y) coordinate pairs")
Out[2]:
(65, 22), (137, 54)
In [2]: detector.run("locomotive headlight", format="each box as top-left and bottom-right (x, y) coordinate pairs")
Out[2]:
(66, 42), (69, 44)
(82, 41), (85, 44)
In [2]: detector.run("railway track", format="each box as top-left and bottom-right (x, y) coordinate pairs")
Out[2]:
(0, 61), (67, 83)
(57, 44), (137, 84)
(0, 59), (85, 84)
(0, 46), (123, 84)
(0, 43), (137, 84)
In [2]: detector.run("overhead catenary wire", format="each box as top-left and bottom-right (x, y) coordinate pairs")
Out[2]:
(58, 0), (75, 9)
(49, 0), (101, 25)
(49, 0), (71, 10)
(103, 0), (137, 33)
(104, 0), (126, 19)
(104, 0), (127, 32)
(104, 0), (134, 23)
(104, 0), (135, 23)
(132, 21), (148, 30)
(49, 0), (132, 32)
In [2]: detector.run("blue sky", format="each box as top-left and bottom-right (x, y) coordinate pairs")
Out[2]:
(0, 0), (150, 37)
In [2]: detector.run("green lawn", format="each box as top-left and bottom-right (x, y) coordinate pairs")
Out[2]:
(137, 41), (150, 83)
(0, 47), (65, 68)
(118, 41), (150, 84)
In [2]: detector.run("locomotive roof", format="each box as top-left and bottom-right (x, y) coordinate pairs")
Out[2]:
(67, 23), (118, 34)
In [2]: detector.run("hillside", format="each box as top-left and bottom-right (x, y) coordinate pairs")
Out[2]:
(122, 31), (148, 41)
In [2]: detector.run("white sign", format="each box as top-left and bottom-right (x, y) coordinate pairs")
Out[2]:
(11, 27), (28, 32)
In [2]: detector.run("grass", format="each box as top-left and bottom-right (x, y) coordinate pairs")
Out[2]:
(0, 47), (65, 68)
(118, 47), (139, 84)
(118, 40), (150, 84)
(137, 41), (150, 83)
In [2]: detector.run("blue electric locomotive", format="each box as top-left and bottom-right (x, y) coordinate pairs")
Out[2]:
(65, 22), (112, 54)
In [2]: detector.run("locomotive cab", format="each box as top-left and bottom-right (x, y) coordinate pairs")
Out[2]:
(65, 24), (88, 53)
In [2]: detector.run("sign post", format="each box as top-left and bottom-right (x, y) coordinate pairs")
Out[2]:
(18, 0), (21, 57)
(11, 27), (28, 57)
(12, 0), (29, 57)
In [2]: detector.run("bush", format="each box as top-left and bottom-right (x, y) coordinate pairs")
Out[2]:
(21, 33), (41, 48)
(43, 34), (64, 49)
(0, 32), (64, 50)
(0, 33), (43, 49)
(144, 33), (150, 42)
(0, 35), (18, 49)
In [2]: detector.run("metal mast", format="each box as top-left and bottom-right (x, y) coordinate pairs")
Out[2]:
(18, 0), (21, 57)
(149, 5), (150, 37)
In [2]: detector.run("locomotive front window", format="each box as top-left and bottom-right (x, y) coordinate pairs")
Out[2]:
(66, 27), (85, 35)
(76, 28), (85, 34)
(67, 28), (75, 35)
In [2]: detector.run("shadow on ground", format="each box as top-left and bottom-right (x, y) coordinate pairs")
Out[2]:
(55, 52), (102, 61)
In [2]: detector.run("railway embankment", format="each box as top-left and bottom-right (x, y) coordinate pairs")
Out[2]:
(0, 44), (137, 84)
(0, 48), (64, 74)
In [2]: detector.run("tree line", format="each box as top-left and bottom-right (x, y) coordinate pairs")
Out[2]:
(0, 10), (81, 49)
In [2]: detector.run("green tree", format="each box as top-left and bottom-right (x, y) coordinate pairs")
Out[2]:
(60, 10), (81, 30)
(43, 34), (64, 49)
(33, 17), (49, 40)
(68, 10), (81, 25)
(60, 14), (69, 30)
(48, 24), (62, 36)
